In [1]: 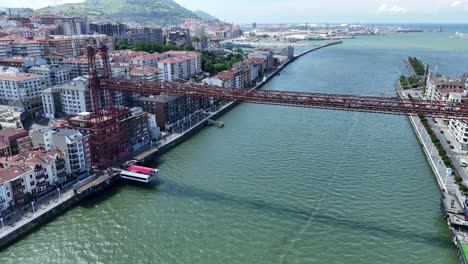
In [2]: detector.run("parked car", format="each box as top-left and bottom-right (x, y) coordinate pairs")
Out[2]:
(447, 140), (452, 144)
(441, 130), (444, 134)
(450, 145), (455, 149)
(460, 159), (468, 167)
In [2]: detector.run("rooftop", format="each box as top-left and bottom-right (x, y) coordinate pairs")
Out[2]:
(0, 72), (43, 81)
(0, 166), (29, 184)
(0, 128), (28, 138)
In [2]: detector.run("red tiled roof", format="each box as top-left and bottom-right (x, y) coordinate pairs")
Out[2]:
(0, 128), (28, 139)
(0, 73), (43, 81)
(0, 165), (30, 184)
(217, 69), (240, 80)
(438, 88), (464, 94)
(130, 67), (161, 74)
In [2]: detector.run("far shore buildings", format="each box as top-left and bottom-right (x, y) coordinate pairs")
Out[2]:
(426, 76), (468, 150)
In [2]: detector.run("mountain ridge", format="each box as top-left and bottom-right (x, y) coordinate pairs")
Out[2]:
(37, 0), (210, 26)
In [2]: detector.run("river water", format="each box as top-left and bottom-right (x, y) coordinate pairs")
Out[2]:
(2, 25), (468, 264)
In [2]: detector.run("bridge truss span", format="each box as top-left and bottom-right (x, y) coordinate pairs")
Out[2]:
(100, 78), (468, 119)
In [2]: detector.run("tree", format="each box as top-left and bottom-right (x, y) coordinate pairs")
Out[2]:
(116, 39), (129, 50)
(191, 36), (200, 42)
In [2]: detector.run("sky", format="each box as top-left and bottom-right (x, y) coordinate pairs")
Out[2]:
(4, 0), (468, 24)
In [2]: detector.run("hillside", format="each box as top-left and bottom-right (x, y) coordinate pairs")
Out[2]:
(37, 0), (198, 26)
(194, 10), (218, 21)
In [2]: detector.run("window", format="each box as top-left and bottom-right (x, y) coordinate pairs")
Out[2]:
(30, 181), (35, 186)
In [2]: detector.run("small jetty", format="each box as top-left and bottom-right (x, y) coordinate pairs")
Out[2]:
(207, 119), (224, 128)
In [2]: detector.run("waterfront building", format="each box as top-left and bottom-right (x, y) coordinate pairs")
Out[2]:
(0, 149), (67, 207)
(248, 49), (274, 70)
(135, 95), (209, 131)
(120, 107), (151, 152)
(426, 77), (466, 101)
(234, 60), (259, 87)
(216, 69), (243, 88)
(30, 127), (91, 179)
(147, 113), (161, 140)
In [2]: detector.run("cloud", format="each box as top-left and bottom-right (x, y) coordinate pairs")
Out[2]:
(450, 0), (464, 7)
(377, 4), (408, 14)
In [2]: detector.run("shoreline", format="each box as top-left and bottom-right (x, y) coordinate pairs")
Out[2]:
(396, 80), (468, 264)
(0, 41), (343, 250)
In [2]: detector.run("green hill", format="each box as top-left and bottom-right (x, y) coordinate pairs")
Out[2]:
(194, 10), (218, 21)
(37, 0), (198, 26)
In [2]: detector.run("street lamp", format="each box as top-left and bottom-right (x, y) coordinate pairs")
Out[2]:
(445, 167), (453, 186)
(57, 187), (62, 203)
(31, 201), (35, 217)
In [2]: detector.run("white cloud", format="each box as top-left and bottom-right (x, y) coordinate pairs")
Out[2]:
(450, 0), (464, 7)
(377, 4), (408, 14)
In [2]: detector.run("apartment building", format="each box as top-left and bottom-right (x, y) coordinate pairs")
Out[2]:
(0, 149), (67, 208)
(45, 35), (114, 58)
(41, 77), (91, 119)
(120, 107), (150, 152)
(0, 43), (12, 59)
(129, 67), (162, 81)
(28, 65), (71, 87)
(0, 72), (47, 113)
(136, 95), (208, 131)
(11, 40), (44, 57)
(30, 127), (91, 178)
(0, 128), (30, 157)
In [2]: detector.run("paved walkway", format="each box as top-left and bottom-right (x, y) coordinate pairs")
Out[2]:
(0, 188), (74, 240)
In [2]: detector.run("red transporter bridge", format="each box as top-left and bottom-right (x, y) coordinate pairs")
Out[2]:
(83, 45), (468, 169)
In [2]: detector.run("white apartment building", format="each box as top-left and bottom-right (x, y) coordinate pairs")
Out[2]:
(30, 127), (91, 178)
(129, 67), (162, 81)
(0, 149), (67, 210)
(427, 77), (468, 151)
(132, 53), (164, 67)
(0, 72), (47, 112)
(28, 65), (71, 87)
(162, 51), (202, 73)
(41, 77), (91, 119)
(0, 43), (12, 59)
(158, 57), (191, 81)
(11, 40), (44, 57)
(51, 129), (91, 177)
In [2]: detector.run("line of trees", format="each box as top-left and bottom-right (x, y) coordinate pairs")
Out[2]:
(408, 57), (426, 76)
(419, 116), (468, 193)
(116, 40), (196, 53)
